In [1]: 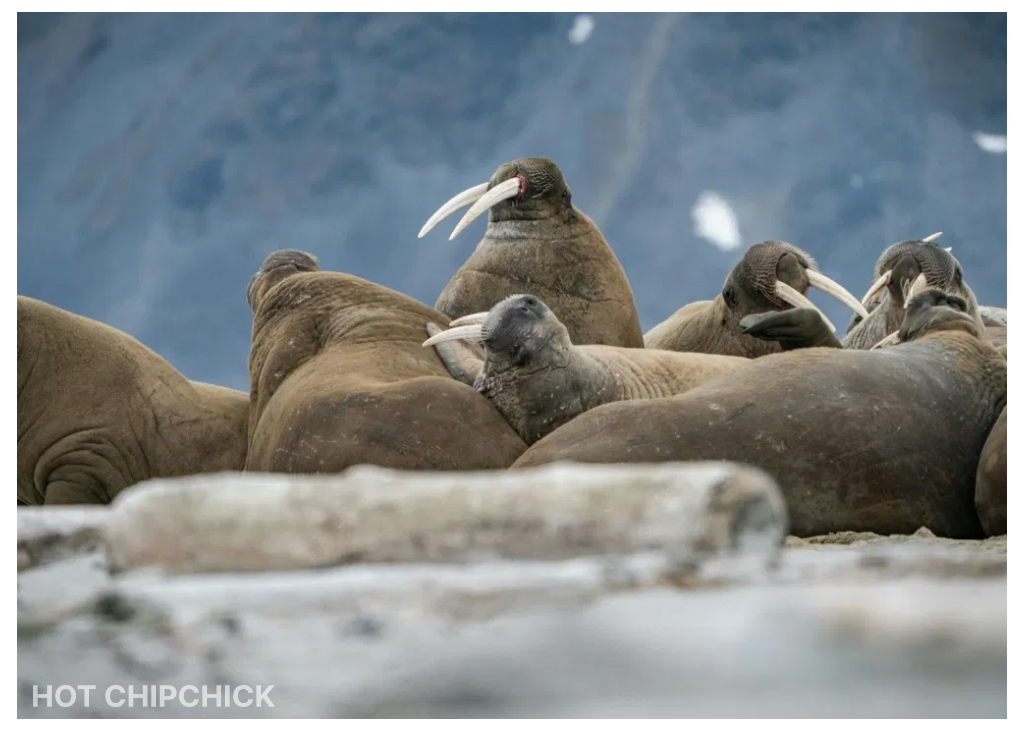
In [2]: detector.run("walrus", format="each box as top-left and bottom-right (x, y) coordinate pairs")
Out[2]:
(975, 406), (1007, 537)
(421, 294), (754, 444)
(512, 288), (1007, 539)
(418, 157), (644, 348)
(643, 240), (869, 358)
(244, 249), (526, 474)
(17, 296), (249, 505)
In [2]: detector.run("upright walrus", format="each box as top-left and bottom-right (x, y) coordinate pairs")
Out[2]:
(513, 289), (1007, 539)
(418, 157), (644, 348)
(643, 240), (868, 358)
(422, 294), (753, 444)
(17, 296), (249, 505)
(244, 250), (526, 474)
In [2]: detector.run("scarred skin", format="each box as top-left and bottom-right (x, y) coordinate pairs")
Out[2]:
(17, 296), (249, 505)
(645, 241), (832, 358)
(975, 406), (1006, 537)
(428, 295), (752, 444)
(513, 289), (1007, 539)
(434, 157), (644, 348)
(245, 250), (526, 474)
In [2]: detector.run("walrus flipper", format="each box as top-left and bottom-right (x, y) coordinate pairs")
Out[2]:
(740, 309), (842, 351)
(425, 323), (483, 386)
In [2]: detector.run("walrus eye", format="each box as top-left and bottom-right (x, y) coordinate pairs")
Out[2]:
(723, 286), (738, 309)
(954, 267), (963, 285)
(562, 189), (571, 205)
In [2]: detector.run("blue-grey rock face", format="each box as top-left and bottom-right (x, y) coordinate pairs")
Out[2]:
(17, 12), (1006, 390)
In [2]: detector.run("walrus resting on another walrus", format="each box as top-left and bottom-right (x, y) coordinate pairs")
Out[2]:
(643, 240), (868, 358)
(975, 407), (1007, 537)
(244, 250), (526, 474)
(422, 294), (753, 444)
(512, 288), (1007, 539)
(17, 296), (249, 505)
(419, 157), (644, 348)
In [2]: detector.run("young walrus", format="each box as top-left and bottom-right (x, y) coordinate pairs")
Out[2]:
(643, 240), (869, 358)
(512, 288), (1007, 539)
(17, 296), (249, 505)
(422, 294), (753, 445)
(419, 157), (644, 348)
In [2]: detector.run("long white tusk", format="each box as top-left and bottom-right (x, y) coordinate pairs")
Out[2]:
(861, 270), (892, 307)
(774, 280), (836, 333)
(447, 311), (490, 327)
(418, 183), (489, 238)
(422, 323), (486, 348)
(805, 270), (870, 319)
(449, 177), (522, 241)
(922, 231), (943, 242)
(904, 272), (929, 302)
(871, 331), (901, 350)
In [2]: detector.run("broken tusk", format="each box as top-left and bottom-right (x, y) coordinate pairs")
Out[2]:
(805, 270), (870, 319)
(904, 272), (929, 303)
(448, 311), (490, 327)
(422, 323), (486, 348)
(449, 177), (522, 241)
(871, 331), (902, 350)
(944, 247), (953, 254)
(418, 182), (489, 238)
(922, 231), (943, 242)
(774, 281), (836, 333)
(861, 270), (892, 307)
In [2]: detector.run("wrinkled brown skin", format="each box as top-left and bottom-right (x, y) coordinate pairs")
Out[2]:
(428, 295), (752, 445)
(434, 158), (644, 348)
(245, 250), (526, 474)
(987, 325), (1007, 359)
(975, 406), (1006, 537)
(514, 290), (1006, 539)
(644, 241), (826, 358)
(17, 296), (249, 505)
(843, 240), (982, 349)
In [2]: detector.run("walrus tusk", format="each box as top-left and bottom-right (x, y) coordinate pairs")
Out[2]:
(904, 272), (929, 302)
(774, 281), (836, 333)
(871, 331), (902, 350)
(861, 270), (892, 307)
(448, 311), (490, 327)
(805, 270), (870, 319)
(449, 177), (523, 241)
(423, 323), (486, 348)
(418, 183), (490, 238)
(922, 231), (943, 242)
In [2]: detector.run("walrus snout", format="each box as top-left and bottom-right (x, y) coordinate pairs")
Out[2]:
(422, 293), (556, 352)
(872, 284), (975, 350)
(418, 157), (570, 241)
(860, 234), (958, 309)
(726, 241), (868, 332)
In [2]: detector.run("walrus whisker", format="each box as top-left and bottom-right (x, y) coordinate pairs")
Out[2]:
(922, 231), (943, 242)
(870, 331), (901, 350)
(450, 178), (523, 241)
(861, 270), (892, 307)
(422, 323), (486, 348)
(805, 270), (870, 319)
(448, 311), (490, 327)
(418, 182), (489, 238)
(774, 281), (836, 333)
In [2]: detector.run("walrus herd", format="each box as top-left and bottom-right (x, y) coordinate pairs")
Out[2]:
(17, 156), (1008, 541)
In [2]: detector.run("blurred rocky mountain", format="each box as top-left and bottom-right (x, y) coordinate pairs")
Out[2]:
(17, 12), (1007, 390)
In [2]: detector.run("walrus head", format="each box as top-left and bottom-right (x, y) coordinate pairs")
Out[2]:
(871, 285), (982, 350)
(417, 158), (575, 240)
(720, 240), (868, 334)
(423, 294), (571, 370)
(246, 249), (320, 312)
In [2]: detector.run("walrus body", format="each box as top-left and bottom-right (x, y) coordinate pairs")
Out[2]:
(975, 406), (1007, 536)
(513, 290), (1006, 539)
(17, 296), (249, 505)
(644, 241), (868, 357)
(244, 250), (526, 474)
(424, 294), (753, 444)
(419, 158), (644, 348)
